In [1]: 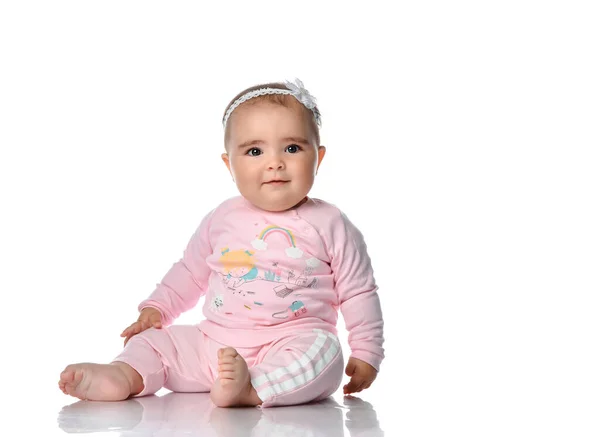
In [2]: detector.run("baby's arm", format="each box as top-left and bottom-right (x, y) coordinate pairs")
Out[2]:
(138, 210), (215, 325)
(330, 211), (385, 373)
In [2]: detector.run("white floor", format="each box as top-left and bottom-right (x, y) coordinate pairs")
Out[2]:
(54, 390), (383, 437)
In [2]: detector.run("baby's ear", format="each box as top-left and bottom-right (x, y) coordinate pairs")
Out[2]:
(221, 153), (232, 174)
(316, 146), (326, 172)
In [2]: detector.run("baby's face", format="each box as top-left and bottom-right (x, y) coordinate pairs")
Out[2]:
(230, 267), (248, 277)
(223, 101), (325, 212)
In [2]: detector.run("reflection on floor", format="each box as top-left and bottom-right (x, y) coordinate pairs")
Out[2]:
(57, 392), (384, 436)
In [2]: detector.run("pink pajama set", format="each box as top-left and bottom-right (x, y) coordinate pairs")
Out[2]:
(113, 196), (384, 407)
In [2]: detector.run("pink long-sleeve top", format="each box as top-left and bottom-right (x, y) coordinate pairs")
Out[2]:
(139, 196), (385, 371)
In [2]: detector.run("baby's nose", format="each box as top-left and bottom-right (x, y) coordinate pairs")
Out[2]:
(267, 160), (285, 170)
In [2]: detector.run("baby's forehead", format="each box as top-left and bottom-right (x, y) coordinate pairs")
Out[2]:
(234, 97), (306, 118)
(225, 101), (316, 144)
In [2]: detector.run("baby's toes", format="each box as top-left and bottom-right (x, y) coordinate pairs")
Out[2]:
(218, 356), (236, 367)
(60, 369), (75, 384)
(66, 370), (84, 392)
(218, 362), (234, 371)
(219, 364), (236, 378)
(218, 347), (238, 359)
(59, 370), (76, 395)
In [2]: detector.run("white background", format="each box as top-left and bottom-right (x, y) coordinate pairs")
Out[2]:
(1, 1), (598, 435)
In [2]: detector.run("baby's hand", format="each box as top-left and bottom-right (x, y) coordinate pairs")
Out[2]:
(120, 307), (163, 346)
(343, 357), (377, 395)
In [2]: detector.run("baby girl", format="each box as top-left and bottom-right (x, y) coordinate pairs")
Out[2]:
(59, 78), (384, 408)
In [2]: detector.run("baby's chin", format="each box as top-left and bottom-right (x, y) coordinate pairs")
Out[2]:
(247, 195), (305, 212)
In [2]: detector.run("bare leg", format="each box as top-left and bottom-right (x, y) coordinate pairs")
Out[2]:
(58, 361), (144, 401)
(210, 347), (262, 408)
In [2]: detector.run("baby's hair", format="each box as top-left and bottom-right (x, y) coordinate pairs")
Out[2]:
(222, 82), (321, 147)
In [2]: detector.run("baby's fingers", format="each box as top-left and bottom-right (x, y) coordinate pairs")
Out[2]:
(344, 377), (364, 395)
(120, 325), (135, 337)
(122, 326), (143, 346)
(120, 321), (144, 337)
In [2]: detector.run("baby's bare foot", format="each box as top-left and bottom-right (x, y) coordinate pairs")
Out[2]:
(58, 362), (138, 401)
(210, 347), (262, 407)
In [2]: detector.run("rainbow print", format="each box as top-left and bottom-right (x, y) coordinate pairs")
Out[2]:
(259, 226), (297, 248)
(251, 225), (304, 258)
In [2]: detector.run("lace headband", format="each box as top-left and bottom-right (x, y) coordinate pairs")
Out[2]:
(222, 78), (322, 129)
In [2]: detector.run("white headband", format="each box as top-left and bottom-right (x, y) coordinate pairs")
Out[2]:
(222, 78), (322, 129)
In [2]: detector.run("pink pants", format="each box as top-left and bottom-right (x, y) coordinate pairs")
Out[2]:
(113, 325), (344, 408)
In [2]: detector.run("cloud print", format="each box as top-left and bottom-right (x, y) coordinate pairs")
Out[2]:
(306, 257), (320, 268)
(251, 239), (268, 250)
(286, 247), (304, 259)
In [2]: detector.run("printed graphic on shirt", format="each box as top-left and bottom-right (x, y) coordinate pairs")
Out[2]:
(265, 266), (319, 289)
(264, 261), (282, 282)
(304, 257), (320, 275)
(217, 224), (323, 317)
(272, 300), (307, 319)
(218, 248), (259, 289)
(210, 294), (224, 312)
(269, 271), (318, 301)
(251, 225), (304, 259)
(286, 269), (318, 288)
(273, 283), (294, 298)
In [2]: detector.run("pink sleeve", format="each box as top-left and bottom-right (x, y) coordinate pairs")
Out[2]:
(138, 210), (214, 325)
(330, 211), (385, 371)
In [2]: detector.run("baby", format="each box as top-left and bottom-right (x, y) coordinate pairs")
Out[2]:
(58, 78), (385, 408)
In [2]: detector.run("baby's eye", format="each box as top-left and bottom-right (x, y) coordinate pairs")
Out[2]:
(246, 148), (262, 156)
(286, 144), (301, 153)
